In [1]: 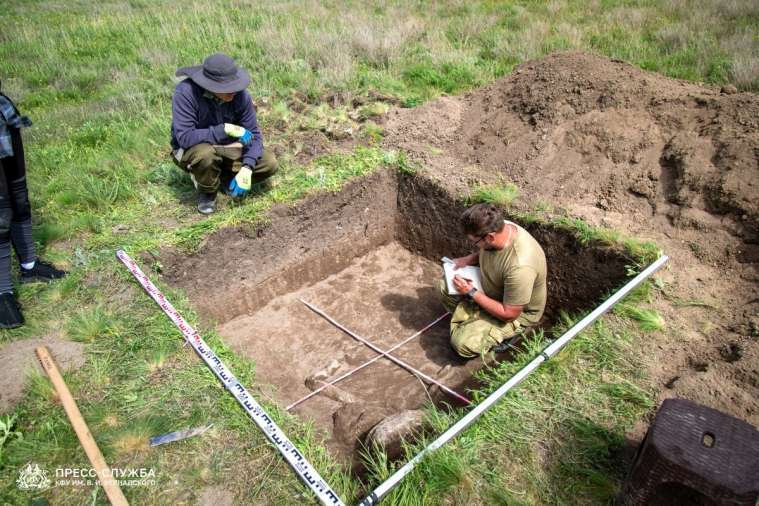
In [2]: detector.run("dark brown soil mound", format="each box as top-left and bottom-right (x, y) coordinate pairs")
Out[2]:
(384, 51), (759, 428)
(388, 51), (759, 245)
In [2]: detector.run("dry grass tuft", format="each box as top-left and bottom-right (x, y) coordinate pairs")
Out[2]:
(111, 429), (150, 454)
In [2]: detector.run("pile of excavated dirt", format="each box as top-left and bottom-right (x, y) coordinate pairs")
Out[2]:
(384, 51), (759, 428)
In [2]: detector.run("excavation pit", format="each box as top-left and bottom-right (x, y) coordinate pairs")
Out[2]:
(162, 170), (632, 464)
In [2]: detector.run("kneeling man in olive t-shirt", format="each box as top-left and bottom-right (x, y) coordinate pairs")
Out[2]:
(438, 203), (547, 358)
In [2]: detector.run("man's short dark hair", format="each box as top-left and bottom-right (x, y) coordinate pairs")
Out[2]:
(460, 203), (504, 236)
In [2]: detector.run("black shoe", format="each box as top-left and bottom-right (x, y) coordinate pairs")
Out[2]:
(0, 292), (23, 329)
(20, 260), (66, 283)
(197, 192), (217, 214)
(491, 336), (520, 354)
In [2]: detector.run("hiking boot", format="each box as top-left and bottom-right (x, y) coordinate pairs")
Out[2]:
(0, 292), (23, 329)
(197, 192), (217, 214)
(491, 329), (532, 354)
(20, 260), (66, 283)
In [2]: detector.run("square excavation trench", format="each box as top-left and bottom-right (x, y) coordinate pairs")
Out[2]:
(164, 170), (631, 465)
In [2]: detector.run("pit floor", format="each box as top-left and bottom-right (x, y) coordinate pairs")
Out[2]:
(219, 242), (481, 459)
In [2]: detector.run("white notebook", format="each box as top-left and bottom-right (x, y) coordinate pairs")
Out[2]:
(442, 259), (483, 295)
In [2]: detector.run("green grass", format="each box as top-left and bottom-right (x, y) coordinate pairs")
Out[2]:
(0, 0), (754, 256)
(613, 283), (666, 331)
(468, 182), (520, 207)
(614, 304), (665, 331)
(0, 416), (21, 465)
(513, 211), (663, 269)
(0, 0), (744, 503)
(365, 318), (655, 505)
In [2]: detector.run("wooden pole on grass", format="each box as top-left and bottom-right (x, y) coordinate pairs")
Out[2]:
(35, 346), (129, 506)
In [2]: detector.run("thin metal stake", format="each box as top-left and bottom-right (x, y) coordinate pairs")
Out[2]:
(300, 299), (471, 405)
(287, 312), (450, 411)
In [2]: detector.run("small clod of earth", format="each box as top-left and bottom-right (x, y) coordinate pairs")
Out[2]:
(719, 343), (743, 363)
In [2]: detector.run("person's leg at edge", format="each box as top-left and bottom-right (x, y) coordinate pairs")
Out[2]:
(0, 156), (22, 328)
(6, 129), (64, 283)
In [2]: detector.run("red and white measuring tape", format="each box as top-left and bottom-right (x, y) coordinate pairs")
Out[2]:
(116, 250), (343, 506)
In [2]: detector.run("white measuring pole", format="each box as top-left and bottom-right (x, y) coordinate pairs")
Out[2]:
(301, 299), (471, 405)
(287, 312), (450, 411)
(359, 255), (669, 505)
(117, 251), (344, 506)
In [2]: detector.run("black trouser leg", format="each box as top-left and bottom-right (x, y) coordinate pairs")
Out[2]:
(0, 156), (13, 294)
(6, 129), (34, 264)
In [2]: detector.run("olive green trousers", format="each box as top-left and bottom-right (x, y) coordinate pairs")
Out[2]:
(173, 143), (277, 194)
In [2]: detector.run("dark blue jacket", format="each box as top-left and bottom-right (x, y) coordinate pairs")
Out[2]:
(170, 79), (263, 167)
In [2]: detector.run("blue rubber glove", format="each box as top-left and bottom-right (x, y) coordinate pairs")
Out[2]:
(224, 123), (253, 146)
(228, 166), (253, 197)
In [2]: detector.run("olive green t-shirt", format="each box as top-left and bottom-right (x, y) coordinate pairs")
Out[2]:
(479, 221), (547, 326)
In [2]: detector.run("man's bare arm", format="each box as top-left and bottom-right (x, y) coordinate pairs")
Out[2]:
(451, 275), (523, 322)
(472, 291), (523, 322)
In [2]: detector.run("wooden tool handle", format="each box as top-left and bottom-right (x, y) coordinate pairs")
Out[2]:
(35, 346), (129, 506)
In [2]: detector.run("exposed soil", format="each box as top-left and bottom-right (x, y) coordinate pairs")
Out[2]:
(197, 486), (234, 506)
(160, 50), (757, 467)
(218, 242), (463, 465)
(384, 51), (759, 430)
(0, 334), (85, 414)
(161, 167), (631, 465)
(162, 170), (398, 324)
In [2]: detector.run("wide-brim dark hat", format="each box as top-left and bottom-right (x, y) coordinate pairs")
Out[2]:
(176, 53), (250, 93)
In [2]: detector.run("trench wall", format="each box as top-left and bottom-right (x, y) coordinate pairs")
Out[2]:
(394, 173), (631, 325)
(165, 170), (398, 324)
(165, 169), (631, 328)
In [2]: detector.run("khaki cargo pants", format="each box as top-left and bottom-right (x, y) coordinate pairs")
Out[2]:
(173, 142), (278, 194)
(437, 279), (523, 358)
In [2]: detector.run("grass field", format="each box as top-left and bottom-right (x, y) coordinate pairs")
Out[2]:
(0, 0), (756, 504)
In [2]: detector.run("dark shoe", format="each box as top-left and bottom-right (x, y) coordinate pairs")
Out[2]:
(491, 335), (521, 354)
(20, 260), (66, 283)
(0, 293), (23, 329)
(197, 192), (217, 214)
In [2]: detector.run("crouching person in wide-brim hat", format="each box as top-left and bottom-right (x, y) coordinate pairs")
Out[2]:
(170, 53), (277, 214)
